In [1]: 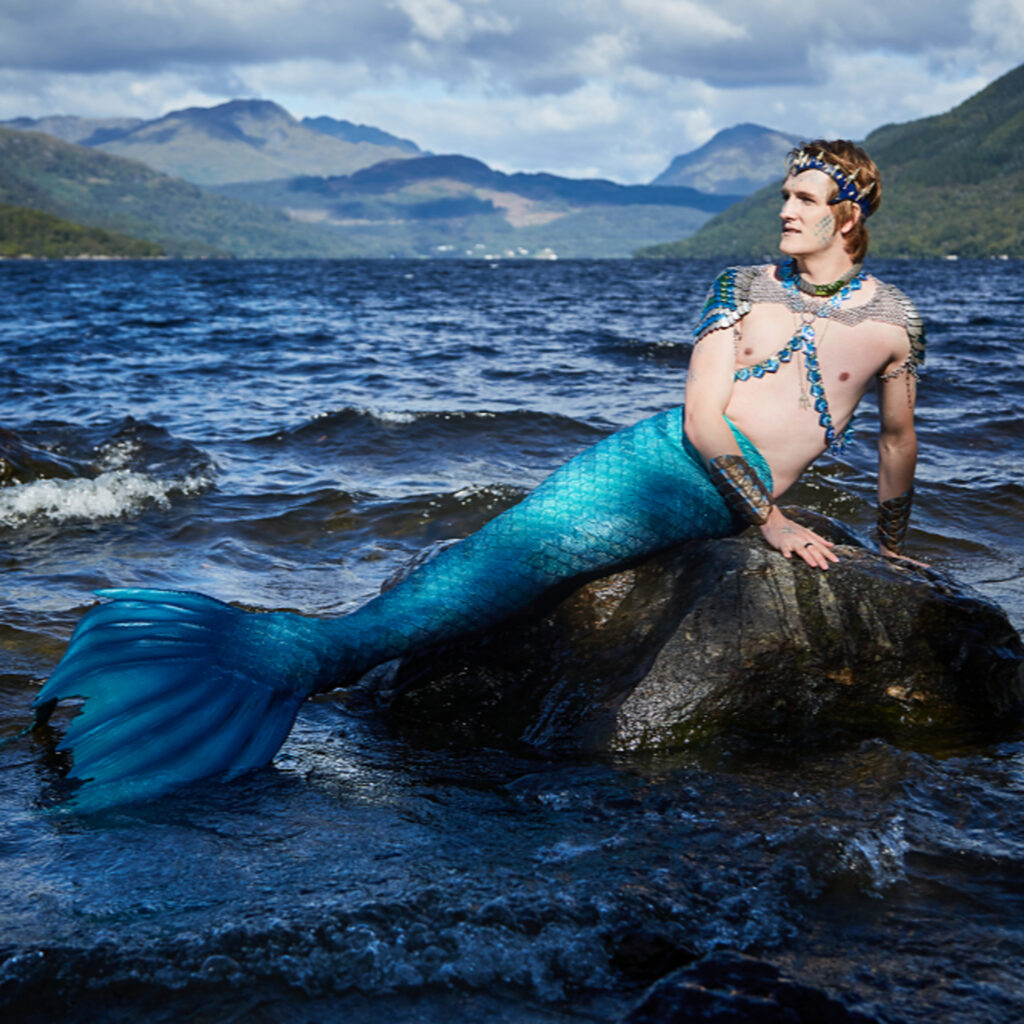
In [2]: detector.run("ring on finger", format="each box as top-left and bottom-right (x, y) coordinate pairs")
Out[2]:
(803, 541), (813, 548)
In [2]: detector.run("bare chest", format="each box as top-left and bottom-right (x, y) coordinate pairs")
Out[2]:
(736, 302), (899, 394)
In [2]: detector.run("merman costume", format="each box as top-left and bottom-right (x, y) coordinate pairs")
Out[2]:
(31, 148), (925, 811)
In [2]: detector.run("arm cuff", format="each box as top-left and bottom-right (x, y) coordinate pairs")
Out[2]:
(707, 454), (773, 525)
(877, 487), (913, 553)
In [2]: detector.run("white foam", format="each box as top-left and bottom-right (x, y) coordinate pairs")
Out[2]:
(365, 408), (419, 425)
(0, 470), (209, 527)
(95, 437), (141, 471)
(366, 408), (499, 425)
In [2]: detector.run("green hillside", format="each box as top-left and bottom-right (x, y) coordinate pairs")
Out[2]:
(0, 127), (367, 257)
(638, 63), (1024, 260)
(0, 205), (162, 258)
(214, 154), (732, 258)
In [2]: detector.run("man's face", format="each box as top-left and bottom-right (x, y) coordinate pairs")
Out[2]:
(779, 169), (840, 257)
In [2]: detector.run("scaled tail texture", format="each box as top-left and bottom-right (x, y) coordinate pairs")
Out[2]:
(33, 408), (768, 811)
(33, 589), (334, 813)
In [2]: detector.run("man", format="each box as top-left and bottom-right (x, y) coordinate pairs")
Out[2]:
(684, 139), (923, 569)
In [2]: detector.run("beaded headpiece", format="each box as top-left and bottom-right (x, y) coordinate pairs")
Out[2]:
(787, 148), (875, 219)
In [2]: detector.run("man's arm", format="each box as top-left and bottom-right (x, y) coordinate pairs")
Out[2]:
(876, 353), (919, 558)
(683, 326), (743, 459)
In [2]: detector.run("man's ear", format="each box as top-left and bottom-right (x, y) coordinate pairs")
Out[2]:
(838, 205), (861, 237)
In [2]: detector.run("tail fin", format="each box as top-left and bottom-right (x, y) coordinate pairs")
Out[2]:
(34, 588), (331, 812)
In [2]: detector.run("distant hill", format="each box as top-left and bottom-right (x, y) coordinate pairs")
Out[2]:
(6, 100), (419, 185)
(0, 204), (162, 258)
(638, 63), (1024, 260)
(0, 115), (145, 146)
(214, 153), (741, 258)
(0, 126), (370, 257)
(301, 116), (421, 155)
(337, 154), (735, 209)
(651, 123), (801, 195)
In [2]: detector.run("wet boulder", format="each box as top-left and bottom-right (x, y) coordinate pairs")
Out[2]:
(373, 509), (1024, 752)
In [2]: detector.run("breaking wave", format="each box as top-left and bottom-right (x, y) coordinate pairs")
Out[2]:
(0, 469), (212, 527)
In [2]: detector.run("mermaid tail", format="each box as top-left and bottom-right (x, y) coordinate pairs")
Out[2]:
(33, 590), (340, 811)
(34, 408), (770, 810)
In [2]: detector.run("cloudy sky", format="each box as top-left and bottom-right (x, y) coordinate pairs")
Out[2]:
(0, 0), (1020, 182)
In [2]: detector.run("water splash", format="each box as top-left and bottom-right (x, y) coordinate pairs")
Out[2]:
(0, 469), (211, 527)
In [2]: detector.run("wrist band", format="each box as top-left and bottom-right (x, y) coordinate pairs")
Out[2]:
(877, 487), (913, 553)
(707, 454), (773, 525)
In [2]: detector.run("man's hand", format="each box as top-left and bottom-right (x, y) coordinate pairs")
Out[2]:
(759, 507), (839, 570)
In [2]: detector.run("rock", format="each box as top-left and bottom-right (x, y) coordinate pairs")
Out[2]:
(374, 509), (1024, 752)
(623, 951), (880, 1023)
(0, 426), (83, 486)
(608, 929), (698, 985)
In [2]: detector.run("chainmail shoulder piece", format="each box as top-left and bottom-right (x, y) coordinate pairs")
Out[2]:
(692, 265), (763, 342)
(702, 264), (925, 369)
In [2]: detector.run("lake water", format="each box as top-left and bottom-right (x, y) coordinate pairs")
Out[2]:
(1, 257), (1022, 1022)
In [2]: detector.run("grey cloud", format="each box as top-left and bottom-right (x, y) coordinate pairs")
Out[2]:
(0, 2), (409, 73)
(0, 0), (986, 90)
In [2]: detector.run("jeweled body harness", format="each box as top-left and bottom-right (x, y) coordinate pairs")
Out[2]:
(730, 259), (866, 455)
(694, 259), (925, 547)
(693, 262), (925, 458)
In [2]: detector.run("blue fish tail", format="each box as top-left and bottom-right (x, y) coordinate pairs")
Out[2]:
(36, 408), (772, 810)
(34, 589), (337, 812)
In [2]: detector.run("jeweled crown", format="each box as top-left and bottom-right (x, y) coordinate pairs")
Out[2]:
(787, 148), (876, 219)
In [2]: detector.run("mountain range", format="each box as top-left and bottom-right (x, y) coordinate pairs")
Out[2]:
(0, 125), (364, 257)
(3, 62), (1020, 260)
(3, 100), (421, 185)
(639, 63), (1024, 260)
(212, 152), (741, 258)
(2, 99), (782, 258)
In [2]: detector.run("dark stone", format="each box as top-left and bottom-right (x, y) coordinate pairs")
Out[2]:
(623, 951), (881, 1023)
(0, 426), (83, 486)
(608, 928), (698, 985)
(374, 509), (1024, 752)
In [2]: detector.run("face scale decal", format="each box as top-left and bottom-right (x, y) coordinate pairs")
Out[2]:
(812, 211), (835, 245)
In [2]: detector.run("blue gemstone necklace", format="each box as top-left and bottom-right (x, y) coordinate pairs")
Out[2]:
(779, 259), (866, 453)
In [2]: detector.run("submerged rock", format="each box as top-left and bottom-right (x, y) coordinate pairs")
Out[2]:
(374, 510), (1024, 751)
(624, 952), (880, 1024)
(0, 426), (83, 486)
